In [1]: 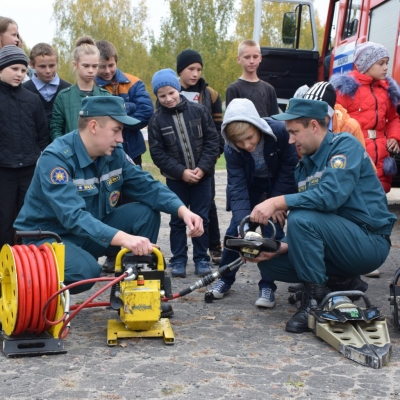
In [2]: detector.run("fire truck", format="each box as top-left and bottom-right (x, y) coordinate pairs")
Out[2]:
(253, 0), (400, 183)
(253, 0), (400, 107)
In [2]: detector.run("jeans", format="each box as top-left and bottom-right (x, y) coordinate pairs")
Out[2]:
(167, 177), (211, 264)
(0, 165), (35, 247)
(208, 173), (221, 249)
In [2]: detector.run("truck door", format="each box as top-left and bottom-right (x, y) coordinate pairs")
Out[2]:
(368, 0), (399, 80)
(253, 0), (320, 109)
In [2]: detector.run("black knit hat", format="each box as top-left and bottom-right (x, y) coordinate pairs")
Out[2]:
(0, 45), (29, 70)
(176, 49), (203, 74)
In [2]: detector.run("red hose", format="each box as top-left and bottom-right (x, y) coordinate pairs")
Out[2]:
(10, 244), (60, 336)
(11, 247), (26, 336)
(10, 243), (132, 339)
(39, 244), (58, 328)
(28, 245), (48, 333)
(42, 275), (127, 339)
(12, 246), (33, 335)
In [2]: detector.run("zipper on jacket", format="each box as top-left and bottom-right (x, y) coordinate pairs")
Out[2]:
(370, 84), (379, 130)
(98, 160), (107, 213)
(370, 84), (379, 165)
(175, 110), (194, 169)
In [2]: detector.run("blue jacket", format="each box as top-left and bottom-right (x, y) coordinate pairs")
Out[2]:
(225, 118), (298, 226)
(14, 130), (184, 247)
(285, 131), (396, 236)
(95, 69), (154, 159)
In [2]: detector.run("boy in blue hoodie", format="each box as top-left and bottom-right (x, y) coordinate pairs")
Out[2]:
(209, 98), (298, 308)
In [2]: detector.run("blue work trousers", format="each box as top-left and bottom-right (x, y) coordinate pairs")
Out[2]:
(258, 209), (391, 284)
(167, 177), (211, 264)
(220, 177), (283, 291)
(27, 203), (160, 294)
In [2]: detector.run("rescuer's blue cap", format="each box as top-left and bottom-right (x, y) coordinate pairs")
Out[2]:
(79, 96), (140, 126)
(271, 98), (328, 121)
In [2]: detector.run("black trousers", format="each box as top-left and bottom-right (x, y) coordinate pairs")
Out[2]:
(0, 165), (36, 247)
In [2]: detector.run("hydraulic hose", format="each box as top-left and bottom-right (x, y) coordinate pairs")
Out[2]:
(162, 259), (244, 302)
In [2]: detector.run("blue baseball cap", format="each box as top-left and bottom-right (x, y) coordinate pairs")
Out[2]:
(272, 98), (328, 121)
(79, 96), (140, 126)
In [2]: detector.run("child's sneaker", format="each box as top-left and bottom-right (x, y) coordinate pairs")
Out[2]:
(209, 279), (231, 299)
(194, 260), (212, 276)
(169, 263), (186, 278)
(255, 288), (276, 308)
(209, 244), (223, 265)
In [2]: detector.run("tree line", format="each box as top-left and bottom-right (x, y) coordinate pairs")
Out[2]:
(50, 0), (325, 103)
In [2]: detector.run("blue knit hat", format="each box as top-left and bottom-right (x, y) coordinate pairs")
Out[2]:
(152, 68), (181, 96)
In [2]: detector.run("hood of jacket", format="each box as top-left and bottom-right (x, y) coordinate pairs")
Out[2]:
(95, 68), (130, 87)
(221, 98), (276, 152)
(330, 70), (400, 106)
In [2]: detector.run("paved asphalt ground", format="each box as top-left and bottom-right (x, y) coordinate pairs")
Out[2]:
(2, 171), (400, 399)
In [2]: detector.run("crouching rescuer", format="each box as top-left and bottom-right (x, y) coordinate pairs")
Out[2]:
(246, 98), (396, 333)
(13, 96), (204, 294)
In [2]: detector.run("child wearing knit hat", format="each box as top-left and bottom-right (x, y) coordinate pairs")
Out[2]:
(176, 49), (224, 265)
(0, 45), (49, 248)
(330, 41), (400, 194)
(148, 68), (220, 278)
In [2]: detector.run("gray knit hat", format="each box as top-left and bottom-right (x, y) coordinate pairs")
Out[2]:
(354, 41), (389, 74)
(0, 45), (29, 70)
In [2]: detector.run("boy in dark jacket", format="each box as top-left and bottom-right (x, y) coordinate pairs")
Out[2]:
(0, 45), (49, 247)
(209, 98), (298, 307)
(176, 49), (224, 265)
(23, 43), (71, 131)
(148, 68), (219, 278)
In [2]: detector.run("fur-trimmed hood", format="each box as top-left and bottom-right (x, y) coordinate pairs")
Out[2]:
(330, 70), (400, 106)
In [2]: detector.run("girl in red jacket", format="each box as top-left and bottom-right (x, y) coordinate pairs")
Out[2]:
(331, 42), (400, 193)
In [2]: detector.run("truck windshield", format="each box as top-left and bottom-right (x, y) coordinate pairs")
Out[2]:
(259, 1), (315, 50)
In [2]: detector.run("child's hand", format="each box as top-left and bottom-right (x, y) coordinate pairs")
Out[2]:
(193, 167), (205, 179)
(182, 169), (201, 184)
(387, 139), (400, 153)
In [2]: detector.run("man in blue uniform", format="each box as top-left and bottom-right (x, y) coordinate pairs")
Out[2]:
(246, 98), (396, 333)
(14, 96), (204, 294)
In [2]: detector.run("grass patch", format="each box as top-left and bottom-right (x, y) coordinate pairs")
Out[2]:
(141, 141), (226, 183)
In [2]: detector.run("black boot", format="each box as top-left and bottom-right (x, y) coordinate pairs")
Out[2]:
(161, 302), (174, 318)
(326, 275), (368, 300)
(285, 283), (330, 333)
(287, 283), (304, 293)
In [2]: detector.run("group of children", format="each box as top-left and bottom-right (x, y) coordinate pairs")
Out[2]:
(1, 13), (400, 307)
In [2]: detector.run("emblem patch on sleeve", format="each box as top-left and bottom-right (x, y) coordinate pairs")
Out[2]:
(50, 167), (69, 184)
(109, 191), (120, 207)
(126, 154), (135, 165)
(330, 155), (346, 169)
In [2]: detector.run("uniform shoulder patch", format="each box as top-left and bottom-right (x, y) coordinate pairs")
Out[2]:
(50, 167), (69, 184)
(109, 190), (120, 207)
(126, 154), (135, 165)
(330, 154), (347, 169)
